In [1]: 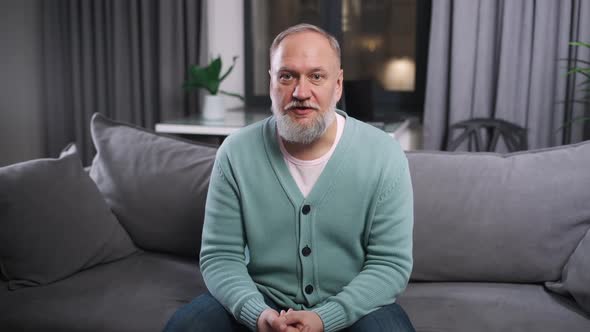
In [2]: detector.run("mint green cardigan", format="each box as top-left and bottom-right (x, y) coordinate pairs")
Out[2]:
(199, 111), (414, 332)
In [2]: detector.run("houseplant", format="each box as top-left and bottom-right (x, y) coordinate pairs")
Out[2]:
(559, 41), (590, 136)
(184, 56), (244, 120)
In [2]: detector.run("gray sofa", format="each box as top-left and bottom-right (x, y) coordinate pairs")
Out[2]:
(1, 113), (589, 332)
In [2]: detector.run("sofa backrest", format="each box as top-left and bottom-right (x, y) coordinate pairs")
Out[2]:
(407, 140), (590, 283)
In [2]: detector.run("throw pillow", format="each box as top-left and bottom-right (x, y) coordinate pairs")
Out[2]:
(89, 113), (217, 257)
(0, 149), (137, 290)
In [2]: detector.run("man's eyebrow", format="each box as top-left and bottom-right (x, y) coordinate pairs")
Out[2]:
(277, 67), (328, 73)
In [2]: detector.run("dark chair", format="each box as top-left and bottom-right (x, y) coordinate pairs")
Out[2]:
(445, 118), (528, 152)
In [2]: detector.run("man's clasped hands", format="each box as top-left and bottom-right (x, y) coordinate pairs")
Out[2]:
(257, 308), (324, 332)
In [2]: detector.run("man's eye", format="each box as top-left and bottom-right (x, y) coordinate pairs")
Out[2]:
(310, 73), (323, 81)
(279, 73), (293, 80)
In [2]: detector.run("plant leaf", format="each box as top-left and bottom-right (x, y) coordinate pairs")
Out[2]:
(566, 70), (590, 81)
(219, 56), (239, 83)
(207, 57), (222, 78)
(204, 57), (223, 94)
(182, 55), (241, 96)
(569, 41), (590, 48)
(554, 116), (590, 133)
(567, 67), (590, 75)
(184, 65), (214, 93)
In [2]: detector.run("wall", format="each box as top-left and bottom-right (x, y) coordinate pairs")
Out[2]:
(206, 0), (245, 110)
(0, 0), (43, 166)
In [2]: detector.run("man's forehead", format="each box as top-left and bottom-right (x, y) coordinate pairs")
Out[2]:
(271, 32), (340, 70)
(280, 31), (330, 45)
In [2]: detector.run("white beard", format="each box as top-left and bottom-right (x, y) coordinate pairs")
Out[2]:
(273, 105), (336, 144)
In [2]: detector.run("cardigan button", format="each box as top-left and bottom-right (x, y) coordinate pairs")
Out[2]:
(305, 284), (314, 294)
(302, 246), (311, 256)
(302, 205), (311, 215)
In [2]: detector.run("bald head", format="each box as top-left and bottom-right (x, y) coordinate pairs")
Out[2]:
(269, 23), (341, 69)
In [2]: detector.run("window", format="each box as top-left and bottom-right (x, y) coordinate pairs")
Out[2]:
(244, 0), (431, 121)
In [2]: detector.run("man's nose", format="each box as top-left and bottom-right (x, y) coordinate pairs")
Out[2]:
(292, 78), (311, 100)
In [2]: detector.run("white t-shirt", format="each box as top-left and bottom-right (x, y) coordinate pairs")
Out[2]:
(278, 113), (345, 197)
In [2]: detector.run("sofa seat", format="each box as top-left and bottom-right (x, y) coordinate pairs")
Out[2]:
(398, 282), (590, 332)
(0, 252), (205, 332)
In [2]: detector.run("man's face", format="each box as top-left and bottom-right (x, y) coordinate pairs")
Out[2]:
(269, 31), (343, 144)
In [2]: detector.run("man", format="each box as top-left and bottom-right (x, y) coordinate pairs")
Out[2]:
(164, 23), (415, 332)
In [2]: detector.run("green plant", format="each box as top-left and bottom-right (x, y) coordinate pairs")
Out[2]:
(559, 41), (590, 131)
(183, 56), (244, 101)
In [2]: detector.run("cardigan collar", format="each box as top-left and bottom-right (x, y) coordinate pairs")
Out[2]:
(262, 109), (355, 207)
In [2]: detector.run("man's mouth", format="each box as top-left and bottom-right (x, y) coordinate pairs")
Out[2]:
(290, 106), (315, 115)
(285, 102), (320, 116)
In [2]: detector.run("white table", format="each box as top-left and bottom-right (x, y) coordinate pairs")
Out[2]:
(155, 108), (269, 136)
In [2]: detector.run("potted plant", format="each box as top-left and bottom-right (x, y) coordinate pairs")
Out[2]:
(184, 56), (244, 120)
(559, 41), (590, 139)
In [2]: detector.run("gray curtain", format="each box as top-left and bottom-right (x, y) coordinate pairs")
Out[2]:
(423, 0), (590, 151)
(41, 0), (203, 164)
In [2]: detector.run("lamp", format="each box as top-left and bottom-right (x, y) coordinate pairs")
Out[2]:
(381, 57), (415, 91)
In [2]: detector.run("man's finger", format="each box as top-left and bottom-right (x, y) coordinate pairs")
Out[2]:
(284, 325), (301, 332)
(269, 315), (287, 331)
(265, 311), (280, 326)
(259, 309), (281, 332)
(282, 311), (304, 325)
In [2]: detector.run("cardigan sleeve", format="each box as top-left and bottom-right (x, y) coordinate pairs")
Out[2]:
(312, 155), (414, 332)
(199, 153), (270, 331)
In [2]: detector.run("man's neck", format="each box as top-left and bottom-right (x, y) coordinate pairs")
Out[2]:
(282, 115), (338, 161)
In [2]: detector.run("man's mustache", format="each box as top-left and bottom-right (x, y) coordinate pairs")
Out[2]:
(284, 101), (320, 111)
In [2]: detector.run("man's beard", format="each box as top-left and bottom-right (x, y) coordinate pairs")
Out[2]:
(272, 100), (336, 144)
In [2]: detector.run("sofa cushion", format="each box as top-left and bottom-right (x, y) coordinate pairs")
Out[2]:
(546, 226), (590, 313)
(0, 150), (137, 289)
(0, 252), (206, 332)
(397, 282), (590, 332)
(89, 113), (217, 257)
(407, 140), (590, 283)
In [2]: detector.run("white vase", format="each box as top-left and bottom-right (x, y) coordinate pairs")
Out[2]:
(201, 95), (225, 121)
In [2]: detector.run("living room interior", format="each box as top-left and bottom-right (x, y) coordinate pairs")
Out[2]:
(1, 0), (589, 166)
(1, 1), (590, 331)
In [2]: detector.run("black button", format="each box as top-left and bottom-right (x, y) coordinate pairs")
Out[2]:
(302, 246), (311, 256)
(305, 284), (314, 294)
(302, 205), (311, 215)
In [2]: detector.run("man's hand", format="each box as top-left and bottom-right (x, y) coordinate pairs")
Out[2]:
(257, 308), (307, 332)
(283, 310), (324, 332)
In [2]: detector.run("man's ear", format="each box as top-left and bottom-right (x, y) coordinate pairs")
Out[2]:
(268, 69), (273, 89)
(335, 69), (344, 101)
